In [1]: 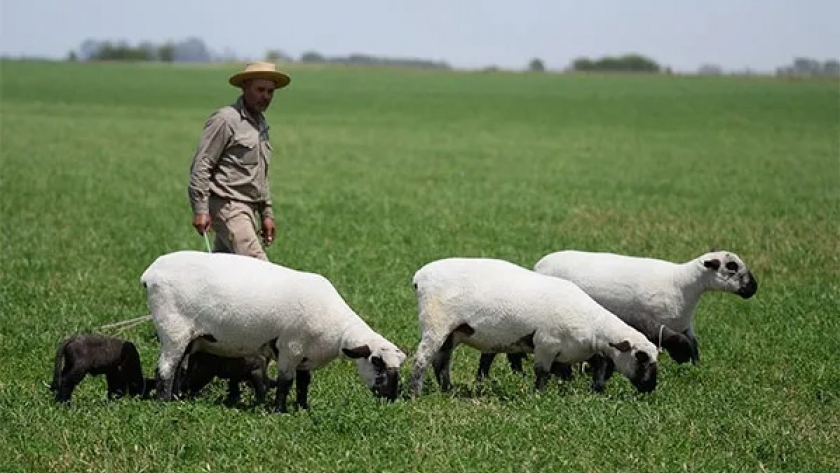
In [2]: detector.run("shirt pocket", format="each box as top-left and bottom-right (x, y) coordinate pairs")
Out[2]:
(230, 132), (260, 165)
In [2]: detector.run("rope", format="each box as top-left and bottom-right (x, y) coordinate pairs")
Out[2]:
(657, 324), (666, 353)
(99, 315), (151, 332)
(202, 231), (212, 253)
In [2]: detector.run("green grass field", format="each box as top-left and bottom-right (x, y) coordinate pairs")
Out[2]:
(1, 60), (838, 473)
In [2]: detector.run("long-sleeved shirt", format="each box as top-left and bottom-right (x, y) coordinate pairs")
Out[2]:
(188, 96), (274, 219)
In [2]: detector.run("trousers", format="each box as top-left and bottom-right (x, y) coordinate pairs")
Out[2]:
(208, 196), (268, 261)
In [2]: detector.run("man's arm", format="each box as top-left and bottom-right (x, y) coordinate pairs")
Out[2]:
(188, 113), (230, 233)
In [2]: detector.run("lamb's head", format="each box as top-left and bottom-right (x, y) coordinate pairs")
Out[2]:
(342, 338), (406, 401)
(700, 251), (758, 299)
(607, 338), (659, 393)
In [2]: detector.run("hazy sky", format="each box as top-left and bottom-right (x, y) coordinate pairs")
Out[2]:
(2, 0), (838, 72)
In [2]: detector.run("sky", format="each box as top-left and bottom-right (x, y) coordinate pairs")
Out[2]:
(1, 0), (838, 72)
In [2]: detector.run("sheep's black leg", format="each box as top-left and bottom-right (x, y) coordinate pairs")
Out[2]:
(273, 375), (294, 413)
(506, 353), (525, 373)
(684, 330), (701, 364)
(533, 365), (551, 392)
(295, 370), (311, 410)
(550, 362), (573, 382)
(250, 371), (267, 404)
(226, 378), (242, 405)
(588, 354), (615, 393)
(476, 353), (497, 380)
(433, 328), (464, 392)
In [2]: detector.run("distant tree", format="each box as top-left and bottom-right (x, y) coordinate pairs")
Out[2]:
(173, 37), (210, 62)
(776, 57), (839, 77)
(570, 54), (659, 73)
(66, 51), (78, 62)
(792, 57), (821, 75)
(158, 42), (175, 62)
(697, 64), (723, 75)
(528, 58), (545, 72)
(265, 49), (293, 63)
(823, 59), (840, 76)
(78, 39), (101, 61)
(300, 51), (325, 63)
(572, 57), (594, 71)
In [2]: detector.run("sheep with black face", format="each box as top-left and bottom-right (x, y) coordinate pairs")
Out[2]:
(533, 249), (758, 365)
(141, 251), (406, 413)
(409, 257), (660, 397)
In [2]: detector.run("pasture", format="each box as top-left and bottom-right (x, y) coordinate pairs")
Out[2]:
(0, 59), (838, 472)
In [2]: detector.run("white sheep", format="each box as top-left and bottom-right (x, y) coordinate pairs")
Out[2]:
(533, 249), (758, 365)
(140, 251), (406, 412)
(409, 257), (660, 397)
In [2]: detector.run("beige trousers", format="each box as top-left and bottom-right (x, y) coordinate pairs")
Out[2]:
(208, 196), (268, 261)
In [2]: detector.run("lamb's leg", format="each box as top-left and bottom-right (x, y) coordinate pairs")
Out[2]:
(588, 354), (615, 393)
(685, 326), (700, 364)
(476, 353), (496, 380)
(106, 371), (127, 399)
(410, 333), (448, 397)
(295, 370), (311, 410)
(55, 366), (85, 403)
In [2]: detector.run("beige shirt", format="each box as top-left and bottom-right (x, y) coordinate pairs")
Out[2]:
(188, 97), (274, 219)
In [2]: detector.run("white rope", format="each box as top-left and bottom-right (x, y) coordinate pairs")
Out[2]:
(99, 315), (151, 332)
(202, 231), (212, 253)
(657, 324), (666, 353)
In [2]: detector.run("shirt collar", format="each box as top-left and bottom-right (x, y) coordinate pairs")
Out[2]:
(233, 96), (265, 127)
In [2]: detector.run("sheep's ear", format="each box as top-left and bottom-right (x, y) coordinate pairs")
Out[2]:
(342, 345), (372, 359)
(635, 351), (650, 363)
(371, 356), (386, 369)
(703, 259), (721, 270)
(609, 340), (632, 352)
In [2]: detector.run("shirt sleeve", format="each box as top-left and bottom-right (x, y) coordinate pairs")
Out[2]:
(262, 196), (274, 220)
(188, 113), (231, 215)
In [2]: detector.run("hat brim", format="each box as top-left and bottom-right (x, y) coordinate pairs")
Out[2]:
(229, 71), (291, 89)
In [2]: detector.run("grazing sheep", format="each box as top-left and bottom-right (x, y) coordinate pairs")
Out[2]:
(479, 311), (694, 381)
(409, 258), (660, 396)
(533, 249), (758, 364)
(141, 251), (406, 413)
(178, 352), (273, 405)
(50, 334), (149, 403)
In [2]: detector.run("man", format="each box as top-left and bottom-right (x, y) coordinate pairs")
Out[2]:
(188, 62), (291, 260)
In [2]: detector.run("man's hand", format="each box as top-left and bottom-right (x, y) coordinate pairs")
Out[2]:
(261, 217), (276, 246)
(192, 213), (211, 235)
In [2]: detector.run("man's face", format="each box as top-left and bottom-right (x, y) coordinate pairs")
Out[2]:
(242, 78), (276, 114)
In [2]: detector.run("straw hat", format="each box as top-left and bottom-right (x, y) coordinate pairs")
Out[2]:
(228, 62), (291, 89)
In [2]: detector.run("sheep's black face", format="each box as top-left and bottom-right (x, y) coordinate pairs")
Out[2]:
(346, 344), (406, 401)
(703, 252), (758, 299)
(630, 352), (657, 393)
(738, 271), (758, 299)
(371, 368), (401, 401)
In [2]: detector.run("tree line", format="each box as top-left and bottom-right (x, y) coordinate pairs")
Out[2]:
(67, 38), (838, 77)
